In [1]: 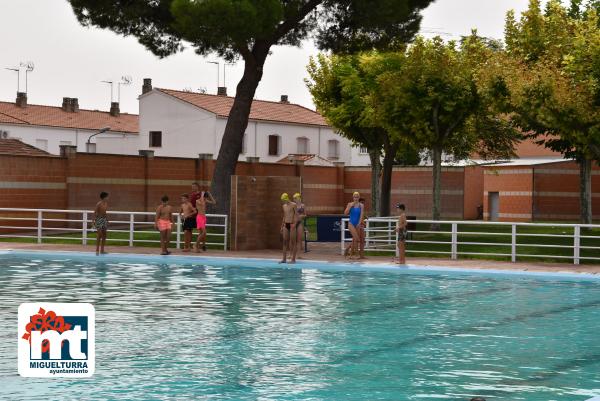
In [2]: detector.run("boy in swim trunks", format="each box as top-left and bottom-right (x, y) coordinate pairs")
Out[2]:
(292, 193), (306, 263)
(280, 193), (297, 264)
(180, 193), (197, 252)
(195, 191), (216, 252)
(396, 203), (408, 265)
(155, 195), (174, 255)
(92, 191), (109, 255)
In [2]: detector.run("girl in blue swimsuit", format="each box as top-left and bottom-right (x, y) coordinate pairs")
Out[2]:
(344, 191), (364, 259)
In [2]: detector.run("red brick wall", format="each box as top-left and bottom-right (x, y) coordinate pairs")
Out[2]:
(464, 166), (484, 220)
(343, 167), (466, 218)
(483, 166), (533, 222)
(533, 161), (600, 220)
(230, 175), (301, 250)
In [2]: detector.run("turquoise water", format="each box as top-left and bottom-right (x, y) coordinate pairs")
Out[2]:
(1, 251), (600, 401)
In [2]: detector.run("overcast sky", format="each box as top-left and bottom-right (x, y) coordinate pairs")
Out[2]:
(0, 0), (538, 114)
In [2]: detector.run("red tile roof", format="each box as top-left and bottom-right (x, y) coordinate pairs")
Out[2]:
(0, 101), (138, 134)
(277, 154), (335, 166)
(157, 88), (328, 127)
(0, 138), (53, 157)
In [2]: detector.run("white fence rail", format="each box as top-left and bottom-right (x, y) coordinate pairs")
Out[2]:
(0, 208), (228, 250)
(341, 217), (600, 264)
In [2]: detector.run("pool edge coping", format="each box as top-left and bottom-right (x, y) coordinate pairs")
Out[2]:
(2, 248), (600, 281)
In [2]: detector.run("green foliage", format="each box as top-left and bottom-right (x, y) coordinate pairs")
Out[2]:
(68, 0), (434, 60)
(482, 0), (600, 161)
(372, 34), (519, 162)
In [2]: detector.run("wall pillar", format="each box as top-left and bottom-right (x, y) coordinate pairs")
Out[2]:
(334, 161), (345, 209)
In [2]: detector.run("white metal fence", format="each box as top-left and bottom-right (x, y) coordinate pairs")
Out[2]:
(0, 208), (228, 250)
(341, 217), (600, 264)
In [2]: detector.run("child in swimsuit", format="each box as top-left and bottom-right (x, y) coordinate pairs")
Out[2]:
(292, 193), (306, 263)
(180, 194), (197, 252)
(280, 193), (297, 264)
(155, 195), (173, 255)
(396, 203), (408, 265)
(195, 191), (216, 252)
(92, 191), (109, 256)
(344, 192), (364, 259)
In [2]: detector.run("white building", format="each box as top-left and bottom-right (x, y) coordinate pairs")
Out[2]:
(97, 80), (370, 165)
(0, 82), (371, 166)
(0, 93), (138, 155)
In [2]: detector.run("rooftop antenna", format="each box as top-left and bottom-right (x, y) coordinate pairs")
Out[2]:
(117, 75), (132, 103)
(5, 67), (20, 92)
(19, 61), (34, 94)
(207, 61), (220, 88)
(223, 63), (235, 88)
(101, 80), (114, 102)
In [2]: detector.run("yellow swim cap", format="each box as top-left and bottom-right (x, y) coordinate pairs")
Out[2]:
(281, 193), (289, 201)
(293, 192), (301, 199)
(353, 191), (360, 197)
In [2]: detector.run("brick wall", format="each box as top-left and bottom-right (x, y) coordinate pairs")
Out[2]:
(483, 166), (534, 221)
(230, 175), (301, 250)
(533, 161), (600, 220)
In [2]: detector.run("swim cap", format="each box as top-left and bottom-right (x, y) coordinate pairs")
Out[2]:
(281, 193), (289, 201)
(293, 192), (301, 199)
(353, 191), (360, 197)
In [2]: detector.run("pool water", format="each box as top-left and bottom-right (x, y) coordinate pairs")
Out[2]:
(1, 251), (600, 401)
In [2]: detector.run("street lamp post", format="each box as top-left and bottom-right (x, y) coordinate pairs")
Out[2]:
(86, 127), (111, 153)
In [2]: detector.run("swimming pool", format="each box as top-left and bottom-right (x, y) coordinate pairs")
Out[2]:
(1, 250), (599, 401)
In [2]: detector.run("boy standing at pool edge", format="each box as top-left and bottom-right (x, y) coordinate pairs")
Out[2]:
(180, 194), (197, 252)
(156, 195), (174, 255)
(195, 190), (216, 252)
(396, 203), (407, 265)
(280, 193), (297, 264)
(92, 191), (109, 256)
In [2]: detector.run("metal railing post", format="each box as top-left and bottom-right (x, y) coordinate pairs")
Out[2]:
(176, 214), (182, 249)
(223, 215), (228, 250)
(366, 219), (370, 249)
(37, 210), (42, 244)
(574, 225), (581, 265)
(340, 218), (345, 256)
(451, 223), (458, 260)
(129, 213), (135, 247)
(511, 224), (517, 263)
(82, 211), (88, 246)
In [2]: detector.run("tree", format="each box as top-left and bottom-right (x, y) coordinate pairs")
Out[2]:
(480, 0), (600, 223)
(371, 34), (519, 222)
(306, 53), (414, 216)
(67, 0), (434, 214)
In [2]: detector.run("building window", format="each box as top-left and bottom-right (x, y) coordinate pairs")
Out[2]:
(328, 139), (339, 158)
(268, 135), (280, 156)
(149, 131), (162, 147)
(297, 137), (309, 154)
(359, 146), (368, 155)
(35, 139), (48, 151)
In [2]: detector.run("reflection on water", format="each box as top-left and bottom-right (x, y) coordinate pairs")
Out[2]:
(1, 254), (600, 401)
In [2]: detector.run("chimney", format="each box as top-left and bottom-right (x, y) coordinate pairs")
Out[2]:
(142, 78), (152, 94)
(217, 86), (227, 96)
(62, 97), (71, 112)
(15, 92), (27, 108)
(280, 95), (289, 103)
(70, 98), (79, 112)
(110, 102), (120, 117)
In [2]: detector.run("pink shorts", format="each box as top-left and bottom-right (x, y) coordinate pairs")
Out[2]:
(157, 219), (172, 231)
(196, 214), (207, 229)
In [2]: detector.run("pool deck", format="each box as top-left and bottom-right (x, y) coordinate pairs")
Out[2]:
(2, 242), (600, 275)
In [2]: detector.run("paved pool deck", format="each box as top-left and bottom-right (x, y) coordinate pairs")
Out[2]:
(2, 241), (600, 275)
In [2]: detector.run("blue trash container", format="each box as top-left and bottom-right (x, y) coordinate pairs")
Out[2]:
(316, 215), (345, 242)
